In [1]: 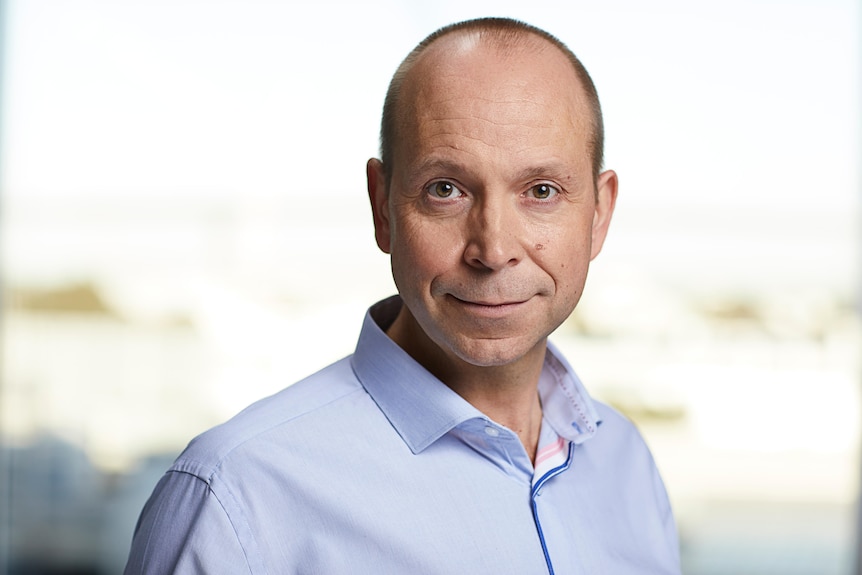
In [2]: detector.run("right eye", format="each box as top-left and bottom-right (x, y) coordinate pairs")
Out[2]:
(427, 181), (462, 199)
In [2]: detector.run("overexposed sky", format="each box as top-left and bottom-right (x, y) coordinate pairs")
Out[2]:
(3, 0), (857, 204)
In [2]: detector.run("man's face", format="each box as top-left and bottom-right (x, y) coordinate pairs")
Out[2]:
(368, 36), (617, 371)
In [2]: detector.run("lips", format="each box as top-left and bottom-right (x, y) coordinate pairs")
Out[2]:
(451, 295), (526, 307)
(445, 293), (533, 316)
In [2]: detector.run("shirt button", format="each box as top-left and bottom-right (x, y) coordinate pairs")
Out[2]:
(484, 426), (500, 437)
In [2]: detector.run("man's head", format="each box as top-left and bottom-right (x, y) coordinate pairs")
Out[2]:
(380, 18), (605, 190)
(366, 18), (617, 376)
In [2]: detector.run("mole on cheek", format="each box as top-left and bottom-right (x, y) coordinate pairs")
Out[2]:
(535, 243), (544, 250)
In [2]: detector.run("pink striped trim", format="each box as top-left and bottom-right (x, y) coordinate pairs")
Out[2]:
(534, 436), (565, 467)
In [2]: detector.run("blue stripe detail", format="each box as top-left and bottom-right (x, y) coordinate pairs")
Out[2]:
(531, 498), (555, 575)
(530, 442), (575, 575)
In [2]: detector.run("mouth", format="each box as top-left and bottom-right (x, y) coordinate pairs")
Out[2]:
(447, 294), (529, 316)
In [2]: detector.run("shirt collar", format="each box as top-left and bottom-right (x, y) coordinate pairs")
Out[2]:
(351, 296), (602, 453)
(540, 340), (603, 444)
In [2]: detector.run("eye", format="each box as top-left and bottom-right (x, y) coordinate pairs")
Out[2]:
(427, 181), (462, 199)
(527, 183), (559, 200)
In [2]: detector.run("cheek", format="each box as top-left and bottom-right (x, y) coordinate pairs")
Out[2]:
(391, 218), (462, 283)
(540, 223), (593, 266)
(538, 233), (593, 291)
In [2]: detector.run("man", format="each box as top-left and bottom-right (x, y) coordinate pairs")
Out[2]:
(125, 17), (680, 574)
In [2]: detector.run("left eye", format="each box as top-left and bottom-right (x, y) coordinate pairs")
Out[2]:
(428, 181), (462, 199)
(528, 184), (558, 199)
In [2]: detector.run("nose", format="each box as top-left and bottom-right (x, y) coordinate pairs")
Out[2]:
(463, 196), (523, 271)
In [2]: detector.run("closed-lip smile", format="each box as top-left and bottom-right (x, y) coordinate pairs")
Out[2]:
(447, 295), (529, 315)
(450, 294), (526, 305)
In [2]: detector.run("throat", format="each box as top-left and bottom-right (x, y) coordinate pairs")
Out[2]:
(459, 383), (545, 464)
(499, 398), (544, 465)
(383, 301), (547, 461)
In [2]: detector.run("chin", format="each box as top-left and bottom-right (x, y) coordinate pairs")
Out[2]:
(448, 336), (540, 368)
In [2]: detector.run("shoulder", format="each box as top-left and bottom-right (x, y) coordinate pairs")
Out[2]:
(125, 465), (257, 574)
(589, 401), (679, 564)
(594, 400), (653, 449)
(173, 355), (365, 481)
(579, 400), (662, 471)
(127, 357), (369, 573)
(593, 400), (640, 435)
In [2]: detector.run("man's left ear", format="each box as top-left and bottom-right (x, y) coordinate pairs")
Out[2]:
(589, 169), (618, 261)
(366, 158), (392, 254)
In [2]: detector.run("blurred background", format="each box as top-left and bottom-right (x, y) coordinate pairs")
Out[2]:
(0, 0), (859, 573)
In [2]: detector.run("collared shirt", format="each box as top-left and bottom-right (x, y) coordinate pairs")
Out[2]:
(125, 296), (680, 574)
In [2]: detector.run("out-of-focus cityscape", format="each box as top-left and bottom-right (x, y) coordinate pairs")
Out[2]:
(4, 192), (859, 574)
(1, 1), (860, 574)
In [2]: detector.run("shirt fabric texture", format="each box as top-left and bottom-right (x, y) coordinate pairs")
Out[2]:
(125, 296), (681, 574)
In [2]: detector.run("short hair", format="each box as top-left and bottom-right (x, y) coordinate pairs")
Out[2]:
(379, 17), (605, 188)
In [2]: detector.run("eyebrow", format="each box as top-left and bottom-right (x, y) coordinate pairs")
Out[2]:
(410, 157), (466, 179)
(512, 163), (575, 183)
(410, 157), (577, 184)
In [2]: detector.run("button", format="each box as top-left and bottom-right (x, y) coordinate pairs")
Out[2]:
(484, 426), (500, 437)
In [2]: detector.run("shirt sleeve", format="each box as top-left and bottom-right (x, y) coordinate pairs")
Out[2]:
(123, 469), (253, 575)
(650, 454), (682, 572)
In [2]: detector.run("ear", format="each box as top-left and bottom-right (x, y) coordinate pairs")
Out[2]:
(367, 158), (392, 254)
(589, 169), (618, 261)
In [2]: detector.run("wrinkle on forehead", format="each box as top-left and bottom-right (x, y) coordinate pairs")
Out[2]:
(380, 20), (606, 189)
(399, 54), (589, 167)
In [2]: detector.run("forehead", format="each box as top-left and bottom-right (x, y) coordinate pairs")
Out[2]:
(411, 33), (582, 103)
(393, 33), (591, 169)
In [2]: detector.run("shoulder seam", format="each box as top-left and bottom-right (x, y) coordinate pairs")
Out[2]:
(188, 385), (367, 480)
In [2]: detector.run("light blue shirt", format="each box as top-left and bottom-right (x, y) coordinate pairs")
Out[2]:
(125, 296), (680, 574)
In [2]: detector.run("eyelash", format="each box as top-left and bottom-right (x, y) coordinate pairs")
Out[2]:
(426, 181), (463, 200)
(525, 183), (559, 200)
(423, 180), (562, 202)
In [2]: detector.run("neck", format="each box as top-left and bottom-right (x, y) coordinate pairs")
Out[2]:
(386, 306), (547, 462)
(448, 366), (545, 462)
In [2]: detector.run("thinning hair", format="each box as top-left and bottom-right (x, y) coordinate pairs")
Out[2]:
(379, 17), (605, 187)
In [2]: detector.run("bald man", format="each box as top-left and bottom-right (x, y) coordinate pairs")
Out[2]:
(125, 18), (680, 575)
